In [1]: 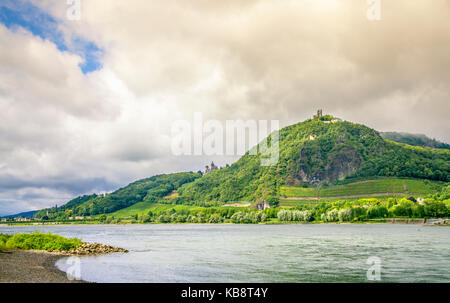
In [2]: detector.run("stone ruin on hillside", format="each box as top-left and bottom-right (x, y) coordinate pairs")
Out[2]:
(204, 161), (218, 174)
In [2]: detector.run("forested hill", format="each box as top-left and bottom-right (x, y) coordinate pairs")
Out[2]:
(381, 132), (450, 149)
(34, 115), (449, 218)
(35, 172), (200, 219)
(177, 117), (449, 205)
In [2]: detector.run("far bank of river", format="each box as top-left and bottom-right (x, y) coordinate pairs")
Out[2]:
(1, 217), (449, 227)
(1, 223), (449, 282)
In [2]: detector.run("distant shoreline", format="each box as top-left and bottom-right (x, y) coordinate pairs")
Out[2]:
(1, 219), (448, 227)
(0, 250), (87, 283)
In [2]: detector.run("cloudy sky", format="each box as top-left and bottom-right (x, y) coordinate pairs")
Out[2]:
(0, 0), (449, 215)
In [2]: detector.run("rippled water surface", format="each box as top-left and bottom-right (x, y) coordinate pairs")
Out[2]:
(1, 224), (449, 282)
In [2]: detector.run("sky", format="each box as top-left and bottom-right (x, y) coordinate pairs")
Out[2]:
(0, 0), (449, 215)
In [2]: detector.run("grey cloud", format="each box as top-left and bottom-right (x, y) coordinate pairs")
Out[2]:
(1, 1), (449, 215)
(0, 173), (118, 194)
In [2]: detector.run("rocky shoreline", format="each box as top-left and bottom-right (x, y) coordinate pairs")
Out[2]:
(0, 242), (128, 283)
(0, 250), (85, 283)
(63, 242), (129, 255)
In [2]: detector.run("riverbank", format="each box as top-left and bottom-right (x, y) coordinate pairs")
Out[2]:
(1, 218), (449, 226)
(0, 250), (85, 283)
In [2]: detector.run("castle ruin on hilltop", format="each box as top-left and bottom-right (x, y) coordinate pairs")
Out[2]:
(314, 109), (323, 119)
(204, 161), (218, 174)
(313, 109), (341, 123)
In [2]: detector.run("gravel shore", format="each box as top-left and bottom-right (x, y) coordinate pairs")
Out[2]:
(0, 250), (86, 283)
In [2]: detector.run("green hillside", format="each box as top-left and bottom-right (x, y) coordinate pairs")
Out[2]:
(280, 178), (444, 198)
(35, 172), (200, 219)
(177, 117), (449, 205)
(34, 114), (449, 218)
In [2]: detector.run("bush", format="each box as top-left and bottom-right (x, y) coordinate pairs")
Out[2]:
(276, 209), (313, 222)
(2, 232), (82, 251)
(231, 211), (266, 223)
(0, 233), (12, 251)
(423, 200), (448, 217)
(326, 209), (339, 222)
(208, 214), (223, 223)
(338, 208), (353, 222)
(277, 209), (292, 222)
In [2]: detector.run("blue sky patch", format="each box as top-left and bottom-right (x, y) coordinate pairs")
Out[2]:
(0, 0), (102, 73)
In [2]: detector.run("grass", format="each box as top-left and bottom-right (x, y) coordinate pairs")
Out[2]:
(0, 232), (82, 252)
(279, 195), (405, 208)
(280, 178), (444, 198)
(164, 191), (179, 199)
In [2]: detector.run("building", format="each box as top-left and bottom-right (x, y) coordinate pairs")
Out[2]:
(204, 161), (218, 174)
(313, 109), (323, 119)
(69, 216), (85, 220)
(254, 200), (271, 210)
(15, 217), (31, 222)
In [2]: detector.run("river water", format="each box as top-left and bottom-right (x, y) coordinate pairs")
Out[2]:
(1, 224), (449, 282)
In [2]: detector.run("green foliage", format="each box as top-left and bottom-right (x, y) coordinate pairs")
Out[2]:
(36, 172), (201, 219)
(230, 211), (266, 224)
(281, 178), (444, 198)
(277, 209), (312, 222)
(177, 119), (449, 205)
(0, 233), (12, 251)
(32, 117), (450, 218)
(1, 232), (82, 251)
(300, 195), (449, 221)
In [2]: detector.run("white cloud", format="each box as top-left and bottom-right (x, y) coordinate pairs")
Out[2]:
(1, 0), (449, 214)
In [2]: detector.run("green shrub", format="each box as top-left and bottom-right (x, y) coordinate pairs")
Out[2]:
(0, 233), (12, 251)
(4, 232), (82, 251)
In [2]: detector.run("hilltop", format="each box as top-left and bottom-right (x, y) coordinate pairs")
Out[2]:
(33, 113), (449, 219)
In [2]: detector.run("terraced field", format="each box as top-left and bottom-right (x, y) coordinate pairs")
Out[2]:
(280, 178), (443, 198)
(279, 195), (401, 207)
(279, 178), (446, 207)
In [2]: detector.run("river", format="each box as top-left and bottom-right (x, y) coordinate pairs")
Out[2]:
(1, 224), (449, 282)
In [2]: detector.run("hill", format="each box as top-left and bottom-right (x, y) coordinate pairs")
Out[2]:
(381, 132), (450, 149)
(177, 117), (449, 205)
(35, 172), (200, 219)
(34, 114), (449, 219)
(1, 210), (38, 219)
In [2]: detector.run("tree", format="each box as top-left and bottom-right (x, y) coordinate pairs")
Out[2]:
(208, 214), (222, 223)
(326, 209), (339, 222)
(338, 208), (352, 222)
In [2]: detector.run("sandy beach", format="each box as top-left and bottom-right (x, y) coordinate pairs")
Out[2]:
(0, 250), (86, 283)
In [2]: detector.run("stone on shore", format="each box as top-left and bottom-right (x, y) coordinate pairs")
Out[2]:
(57, 242), (128, 255)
